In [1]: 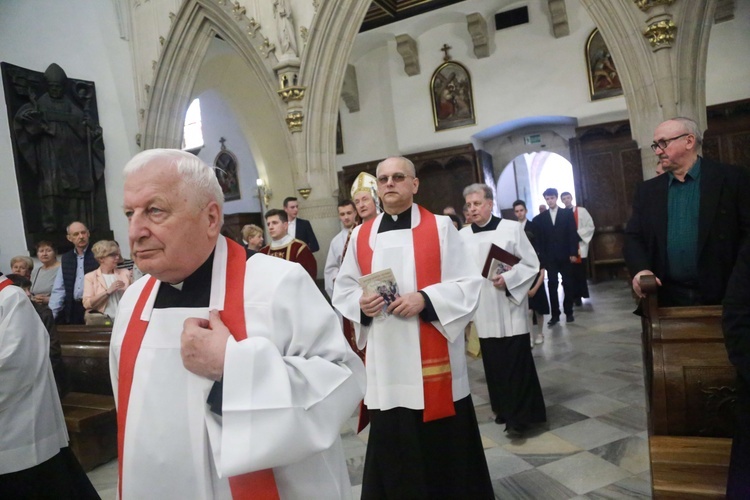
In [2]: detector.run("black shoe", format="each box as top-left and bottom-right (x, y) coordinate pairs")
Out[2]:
(495, 415), (505, 425)
(574, 299), (583, 307)
(547, 317), (560, 326)
(505, 424), (526, 438)
(566, 314), (575, 322)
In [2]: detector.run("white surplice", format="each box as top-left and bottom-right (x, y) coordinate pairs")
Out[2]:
(574, 206), (595, 258)
(332, 205), (481, 411)
(324, 228), (349, 299)
(459, 219), (539, 339)
(0, 279), (68, 474)
(109, 237), (365, 499)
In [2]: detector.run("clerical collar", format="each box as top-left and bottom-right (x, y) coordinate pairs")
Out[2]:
(153, 250), (215, 308)
(270, 234), (294, 248)
(378, 205), (412, 233)
(471, 215), (500, 233)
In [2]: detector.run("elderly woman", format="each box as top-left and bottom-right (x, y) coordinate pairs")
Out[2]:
(29, 240), (60, 305)
(241, 224), (264, 252)
(82, 240), (131, 322)
(10, 255), (33, 278)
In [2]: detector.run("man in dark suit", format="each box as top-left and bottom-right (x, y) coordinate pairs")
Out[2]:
(534, 188), (579, 325)
(283, 196), (319, 253)
(624, 117), (750, 307)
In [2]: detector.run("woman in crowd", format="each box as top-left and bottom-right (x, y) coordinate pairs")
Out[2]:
(29, 240), (60, 306)
(242, 224), (265, 253)
(10, 255), (33, 278)
(82, 240), (131, 323)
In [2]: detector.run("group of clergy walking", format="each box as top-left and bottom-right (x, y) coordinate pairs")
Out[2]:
(2, 149), (563, 499)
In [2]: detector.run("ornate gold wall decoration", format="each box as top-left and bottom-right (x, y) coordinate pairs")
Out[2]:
(643, 19), (677, 48)
(278, 86), (306, 102)
(634, 0), (675, 12)
(286, 110), (304, 132)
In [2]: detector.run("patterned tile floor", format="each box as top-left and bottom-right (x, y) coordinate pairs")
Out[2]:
(89, 279), (652, 499)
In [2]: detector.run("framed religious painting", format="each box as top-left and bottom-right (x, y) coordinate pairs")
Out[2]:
(586, 28), (623, 101)
(214, 146), (241, 201)
(430, 61), (476, 132)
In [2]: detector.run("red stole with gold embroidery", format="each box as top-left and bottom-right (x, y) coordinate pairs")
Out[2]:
(356, 205), (455, 422)
(117, 237), (279, 499)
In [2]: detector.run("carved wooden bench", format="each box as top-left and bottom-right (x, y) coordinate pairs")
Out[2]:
(58, 325), (116, 471)
(640, 276), (736, 498)
(590, 225), (627, 282)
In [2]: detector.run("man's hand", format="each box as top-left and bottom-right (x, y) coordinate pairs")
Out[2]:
(387, 292), (425, 318)
(181, 310), (231, 381)
(492, 274), (506, 289)
(360, 293), (385, 318)
(632, 270), (662, 298)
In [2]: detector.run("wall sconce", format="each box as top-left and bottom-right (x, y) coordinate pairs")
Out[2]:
(256, 178), (272, 206)
(297, 187), (312, 199)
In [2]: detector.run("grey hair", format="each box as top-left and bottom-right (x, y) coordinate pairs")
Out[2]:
(123, 149), (224, 223)
(670, 117), (703, 146)
(463, 183), (493, 202)
(376, 156), (416, 177)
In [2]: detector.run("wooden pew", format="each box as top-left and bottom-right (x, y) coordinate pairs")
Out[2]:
(589, 225), (627, 282)
(640, 276), (736, 498)
(58, 325), (116, 471)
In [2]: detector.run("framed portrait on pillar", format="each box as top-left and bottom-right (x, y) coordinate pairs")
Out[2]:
(430, 61), (475, 132)
(586, 28), (623, 101)
(215, 145), (241, 201)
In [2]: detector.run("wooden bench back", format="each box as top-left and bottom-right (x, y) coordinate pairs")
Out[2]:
(58, 325), (113, 396)
(640, 276), (737, 438)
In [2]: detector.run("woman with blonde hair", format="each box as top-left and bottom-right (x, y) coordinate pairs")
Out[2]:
(82, 240), (131, 323)
(241, 224), (264, 252)
(10, 255), (33, 279)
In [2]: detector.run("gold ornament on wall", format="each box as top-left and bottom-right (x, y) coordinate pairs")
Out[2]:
(643, 19), (677, 49)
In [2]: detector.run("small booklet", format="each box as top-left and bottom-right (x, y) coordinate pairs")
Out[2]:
(359, 268), (400, 316)
(481, 243), (520, 280)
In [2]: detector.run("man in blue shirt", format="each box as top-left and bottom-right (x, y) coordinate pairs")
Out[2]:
(48, 221), (98, 323)
(625, 117), (750, 306)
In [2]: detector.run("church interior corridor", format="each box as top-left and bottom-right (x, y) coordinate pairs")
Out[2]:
(87, 279), (650, 499)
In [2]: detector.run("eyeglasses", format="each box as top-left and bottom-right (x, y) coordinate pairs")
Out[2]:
(376, 173), (413, 185)
(107, 253), (121, 259)
(650, 133), (689, 152)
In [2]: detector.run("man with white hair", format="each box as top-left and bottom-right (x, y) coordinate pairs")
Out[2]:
(111, 149), (365, 499)
(333, 156), (492, 498)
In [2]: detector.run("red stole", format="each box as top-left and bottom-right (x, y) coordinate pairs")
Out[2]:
(0, 276), (13, 293)
(117, 237), (279, 499)
(356, 206), (455, 422)
(573, 207), (582, 264)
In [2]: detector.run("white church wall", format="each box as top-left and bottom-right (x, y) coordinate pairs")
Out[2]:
(338, 0), (750, 172)
(0, 0), (139, 267)
(706, 1), (750, 106)
(193, 89), (261, 215)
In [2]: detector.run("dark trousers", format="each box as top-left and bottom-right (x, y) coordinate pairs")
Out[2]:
(546, 257), (574, 317)
(0, 447), (99, 499)
(362, 396), (494, 499)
